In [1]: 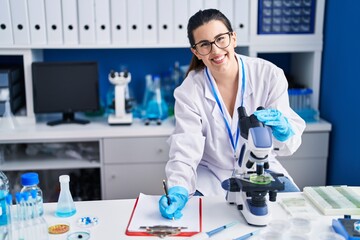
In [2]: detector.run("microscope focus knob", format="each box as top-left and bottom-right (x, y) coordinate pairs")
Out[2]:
(269, 191), (277, 202)
(264, 162), (269, 169)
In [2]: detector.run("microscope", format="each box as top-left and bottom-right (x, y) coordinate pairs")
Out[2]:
(222, 106), (284, 226)
(107, 70), (133, 125)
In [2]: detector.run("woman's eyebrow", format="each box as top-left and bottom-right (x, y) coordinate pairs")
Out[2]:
(196, 32), (227, 43)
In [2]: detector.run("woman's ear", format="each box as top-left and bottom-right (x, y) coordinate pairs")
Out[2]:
(231, 31), (237, 48)
(190, 48), (201, 60)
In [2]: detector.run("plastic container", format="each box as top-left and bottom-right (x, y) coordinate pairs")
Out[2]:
(0, 171), (9, 239)
(20, 172), (44, 216)
(288, 88), (313, 110)
(55, 175), (76, 217)
(288, 88), (319, 122)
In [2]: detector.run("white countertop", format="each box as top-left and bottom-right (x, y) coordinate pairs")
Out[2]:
(0, 117), (175, 142)
(42, 192), (352, 240)
(0, 115), (331, 143)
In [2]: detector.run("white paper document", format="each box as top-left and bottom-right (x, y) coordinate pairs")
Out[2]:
(127, 193), (201, 233)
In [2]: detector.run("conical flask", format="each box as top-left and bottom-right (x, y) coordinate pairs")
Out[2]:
(55, 175), (76, 217)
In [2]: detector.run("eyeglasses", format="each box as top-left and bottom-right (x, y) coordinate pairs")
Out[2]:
(192, 32), (232, 56)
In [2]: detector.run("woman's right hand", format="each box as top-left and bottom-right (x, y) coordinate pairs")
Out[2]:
(159, 186), (188, 220)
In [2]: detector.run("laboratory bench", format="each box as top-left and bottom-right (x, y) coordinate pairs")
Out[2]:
(42, 190), (354, 240)
(0, 116), (331, 200)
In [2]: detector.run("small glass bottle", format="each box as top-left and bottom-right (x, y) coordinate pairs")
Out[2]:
(55, 175), (76, 217)
(20, 172), (44, 217)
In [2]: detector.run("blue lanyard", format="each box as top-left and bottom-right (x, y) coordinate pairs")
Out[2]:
(205, 57), (245, 158)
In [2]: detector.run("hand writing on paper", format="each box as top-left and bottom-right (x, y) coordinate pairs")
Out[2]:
(159, 186), (188, 220)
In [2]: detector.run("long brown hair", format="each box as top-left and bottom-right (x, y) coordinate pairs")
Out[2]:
(186, 9), (234, 77)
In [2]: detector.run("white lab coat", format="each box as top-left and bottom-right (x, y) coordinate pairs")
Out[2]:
(166, 54), (306, 196)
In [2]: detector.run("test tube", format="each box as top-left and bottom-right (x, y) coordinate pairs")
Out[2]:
(31, 189), (48, 240)
(5, 194), (12, 240)
(22, 192), (31, 239)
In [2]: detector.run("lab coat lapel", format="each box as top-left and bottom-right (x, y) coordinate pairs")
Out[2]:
(237, 55), (253, 112)
(204, 70), (224, 125)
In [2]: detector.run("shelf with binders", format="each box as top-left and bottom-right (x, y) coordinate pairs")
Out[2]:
(0, 0), (251, 48)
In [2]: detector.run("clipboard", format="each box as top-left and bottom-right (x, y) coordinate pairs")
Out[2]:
(126, 193), (202, 237)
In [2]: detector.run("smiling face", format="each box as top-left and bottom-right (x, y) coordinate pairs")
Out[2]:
(191, 20), (237, 76)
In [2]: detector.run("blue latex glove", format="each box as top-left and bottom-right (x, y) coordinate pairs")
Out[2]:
(159, 186), (188, 220)
(253, 109), (294, 142)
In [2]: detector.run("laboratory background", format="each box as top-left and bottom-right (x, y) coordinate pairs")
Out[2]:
(0, 0), (359, 203)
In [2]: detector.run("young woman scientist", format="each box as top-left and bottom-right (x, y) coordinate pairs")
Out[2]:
(159, 9), (306, 220)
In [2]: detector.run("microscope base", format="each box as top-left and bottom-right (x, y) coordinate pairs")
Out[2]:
(228, 191), (271, 226)
(108, 114), (133, 125)
(241, 199), (271, 226)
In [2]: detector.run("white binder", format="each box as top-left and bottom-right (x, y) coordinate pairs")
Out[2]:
(203, 0), (217, 9)
(61, 0), (79, 45)
(78, 0), (96, 44)
(143, 0), (157, 44)
(189, 0), (203, 16)
(173, 0), (188, 45)
(219, 0), (234, 30)
(9, 0), (30, 45)
(27, 0), (47, 45)
(234, 0), (249, 45)
(127, 0), (143, 45)
(44, 0), (63, 44)
(110, 0), (127, 45)
(95, 0), (111, 44)
(158, 0), (173, 44)
(0, 0), (13, 45)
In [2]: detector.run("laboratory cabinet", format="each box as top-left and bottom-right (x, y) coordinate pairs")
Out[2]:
(102, 136), (170, 199)
(277, 126), (330, 190)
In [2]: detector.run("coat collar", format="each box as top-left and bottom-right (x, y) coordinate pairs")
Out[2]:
(204, 54), (253, 107)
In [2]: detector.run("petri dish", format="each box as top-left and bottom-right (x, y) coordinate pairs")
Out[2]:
(290, 217), (311, 234)
(67, 231), (91, 240)
(317, 232), (346, 240)
(285, 233), (309, 240)
(268, 219), (290, 233)
(48, 222), (70, 234)
(257, 230), (283, 240)
(249, 174), (272, 184)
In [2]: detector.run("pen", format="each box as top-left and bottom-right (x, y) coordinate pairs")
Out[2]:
(162, 179), (174, 221)
(188, 221), (239, 239)
(233, 230), (260, 240)
(162, 179), (170, 205)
